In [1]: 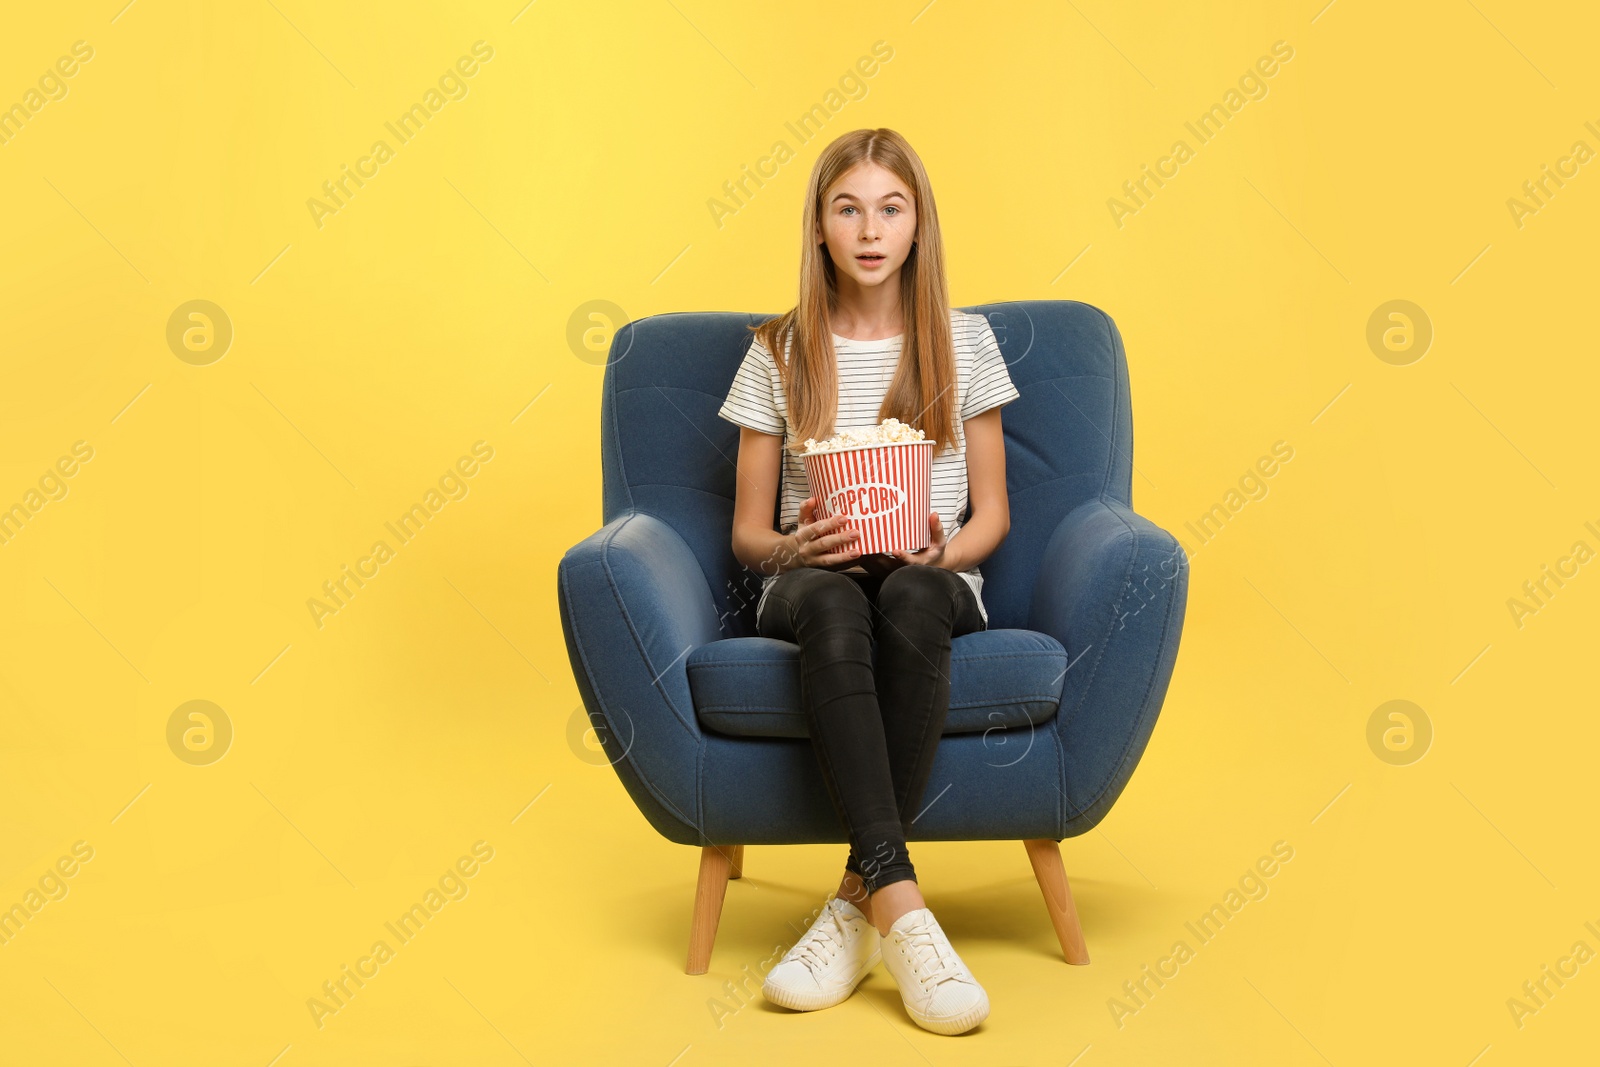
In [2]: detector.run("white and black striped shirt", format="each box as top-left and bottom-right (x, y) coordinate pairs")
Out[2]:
(718, 308), (1020, 624)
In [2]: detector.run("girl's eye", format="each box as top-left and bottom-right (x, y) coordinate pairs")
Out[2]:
(883, 206), (899, 216)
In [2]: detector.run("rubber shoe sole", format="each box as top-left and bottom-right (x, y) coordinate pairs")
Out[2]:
(761, 944), (881, 1011)
(899, 987), (989, 1035)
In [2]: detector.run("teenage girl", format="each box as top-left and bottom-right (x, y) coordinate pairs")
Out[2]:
(716, 128), (1020, 1036)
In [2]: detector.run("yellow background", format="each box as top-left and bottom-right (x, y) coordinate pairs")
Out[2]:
(2, 1), (1595, 1063)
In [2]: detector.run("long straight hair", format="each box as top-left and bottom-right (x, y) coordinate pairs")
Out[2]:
(751, 128), (957, 455)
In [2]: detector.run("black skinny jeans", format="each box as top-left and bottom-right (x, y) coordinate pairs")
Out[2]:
(757, 564), (986, 893)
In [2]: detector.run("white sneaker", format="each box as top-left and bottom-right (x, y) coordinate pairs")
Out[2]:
(761, 896), (881, 1011)
(880, 907), (990, 1034)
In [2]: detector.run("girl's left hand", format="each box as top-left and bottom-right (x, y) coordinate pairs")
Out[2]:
(892, 512), (947, 568)
(858, 513), (947, 575)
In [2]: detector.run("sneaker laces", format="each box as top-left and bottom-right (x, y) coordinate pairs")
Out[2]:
(898, 916), (966, 989)
(789, 902), (852, 976)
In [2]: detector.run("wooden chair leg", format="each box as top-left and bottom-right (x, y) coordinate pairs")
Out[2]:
(1024, 838), (1090, 965)
(729, 844), (744, 879)
(687, 844), (737, 974)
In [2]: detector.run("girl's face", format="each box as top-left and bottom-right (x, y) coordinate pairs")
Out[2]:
(816, 162), (917, 291)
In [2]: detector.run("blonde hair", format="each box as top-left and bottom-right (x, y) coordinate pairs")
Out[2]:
(751, 128), (957, 455)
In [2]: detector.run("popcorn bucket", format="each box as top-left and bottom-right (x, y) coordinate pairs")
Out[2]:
(802, 440), (934, 555)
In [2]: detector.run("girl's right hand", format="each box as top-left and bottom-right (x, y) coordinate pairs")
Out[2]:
(787, 496), (861, 569)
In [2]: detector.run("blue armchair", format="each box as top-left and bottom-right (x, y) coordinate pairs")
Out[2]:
(557, 300), (1189, 974)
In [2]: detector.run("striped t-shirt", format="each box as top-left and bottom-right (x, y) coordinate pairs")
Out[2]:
(718, 308), (1021, 625)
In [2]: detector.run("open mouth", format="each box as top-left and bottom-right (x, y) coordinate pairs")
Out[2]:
(856, 254), (885, 262)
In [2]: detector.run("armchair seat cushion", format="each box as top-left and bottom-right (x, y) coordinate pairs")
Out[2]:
(688, 628), (1068, 739)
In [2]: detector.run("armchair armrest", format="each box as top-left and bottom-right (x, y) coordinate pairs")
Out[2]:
(557, 510), (723, 845)
(1028, 498), (1189, 835)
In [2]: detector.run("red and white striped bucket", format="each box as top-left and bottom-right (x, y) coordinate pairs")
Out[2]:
(801, 440), (934, 555)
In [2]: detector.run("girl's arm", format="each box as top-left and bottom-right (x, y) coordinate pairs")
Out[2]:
(937, 407), (1010, 572)
(730, 427), (860, 575)
(730, 427), (792, 572)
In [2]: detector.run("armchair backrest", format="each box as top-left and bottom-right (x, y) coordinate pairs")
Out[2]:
(599, 300), (1135, 634)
